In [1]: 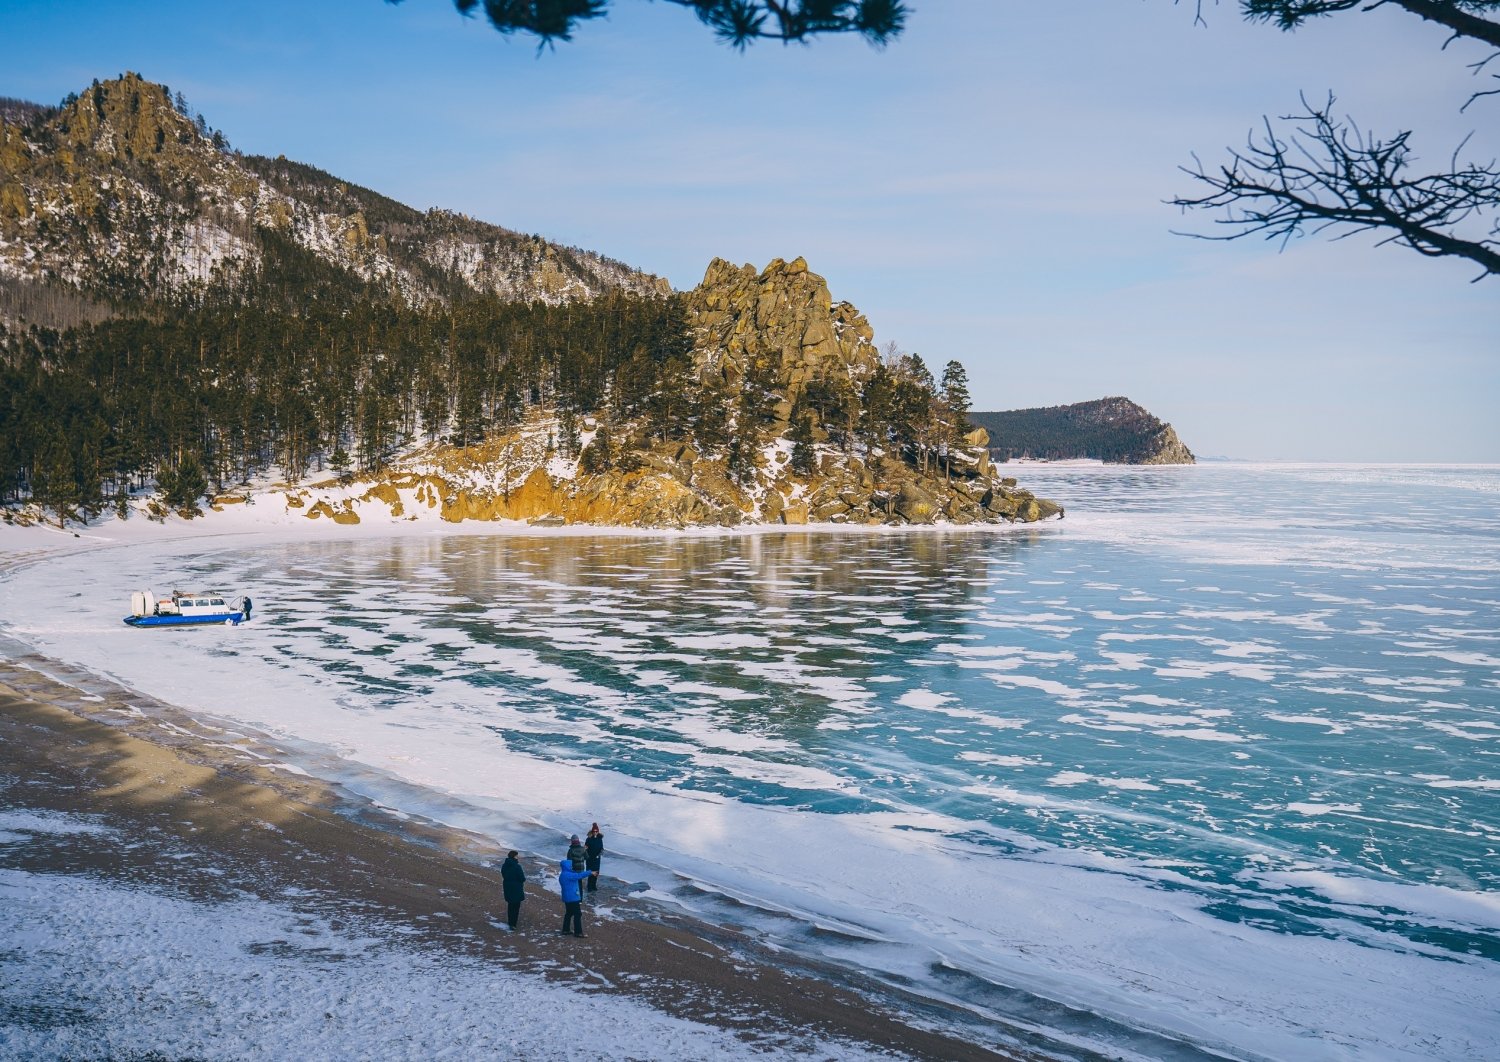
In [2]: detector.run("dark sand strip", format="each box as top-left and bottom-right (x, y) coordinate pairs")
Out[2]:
(0, 660), (1033, 1061)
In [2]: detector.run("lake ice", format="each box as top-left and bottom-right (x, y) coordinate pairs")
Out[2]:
(4, 462), (1497, 1060)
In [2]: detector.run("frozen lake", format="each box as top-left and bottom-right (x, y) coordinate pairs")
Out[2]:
(5, 463), (1498, 1060)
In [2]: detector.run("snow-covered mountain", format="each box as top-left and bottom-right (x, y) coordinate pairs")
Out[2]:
(0, 72), (666, 322)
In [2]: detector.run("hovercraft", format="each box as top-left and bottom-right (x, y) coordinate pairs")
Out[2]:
(124, 590), (250, 627)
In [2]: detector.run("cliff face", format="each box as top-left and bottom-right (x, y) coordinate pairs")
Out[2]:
(0, 74), (665, 320)
(280, 419), (1061, 531)
(1134, 422), (1195, 465)
(689, 255), (879, 424)
(274, 259), (1062, 530)
(971, 397), (1196, 465)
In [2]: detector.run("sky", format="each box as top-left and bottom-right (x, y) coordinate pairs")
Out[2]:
(1, 0), (1496, 460)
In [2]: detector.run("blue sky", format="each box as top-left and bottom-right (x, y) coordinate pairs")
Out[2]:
(2, 0), (1496, 459)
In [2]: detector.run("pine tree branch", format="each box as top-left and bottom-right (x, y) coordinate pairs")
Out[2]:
(1386, 1), (1500, 50)
(390, 0), (907, 47)
(1242, 1), (1500, 51)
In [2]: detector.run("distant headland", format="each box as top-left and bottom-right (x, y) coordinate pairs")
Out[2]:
(970, 397), (1195, 465)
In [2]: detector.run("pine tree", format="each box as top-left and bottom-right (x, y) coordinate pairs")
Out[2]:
(451, 381), (485, 447)
(860, 364), (897, 449)
(165, 453), (207, 514)
(726, 432), (756, 487)
(77, 438), (105, 519)
(580, 423), (614, 474)
(356, 386), (395, 471)
(495, 382), (522, 431)
(33, 432), (80, 529)
(789, 404), (816, 475)
(940, 361), (971, 430)
(691, 373), (733, 453)
(558, 407), (581, 458)
(940, 360), (973, 479)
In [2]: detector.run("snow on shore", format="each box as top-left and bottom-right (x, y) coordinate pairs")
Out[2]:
(5, 467), (1500, 1062)
(0, 810), (886, 1061)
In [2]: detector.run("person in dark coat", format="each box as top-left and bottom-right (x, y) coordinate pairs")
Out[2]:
(558, 858), (590, 937)
(584, 823), (604, 893)
(501, 850), (526, 930)
(566, 834), (586, 867)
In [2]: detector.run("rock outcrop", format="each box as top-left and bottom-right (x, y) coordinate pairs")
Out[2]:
(278, 260), (1063, 530)
(689, 255), (878, 427)
(971, 397), (1195, 465)
(1134, 422), (1195, 465)
(283, 430), (1062, 530)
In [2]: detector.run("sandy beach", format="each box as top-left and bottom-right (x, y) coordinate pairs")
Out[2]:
(0, 646), (1026, 1061)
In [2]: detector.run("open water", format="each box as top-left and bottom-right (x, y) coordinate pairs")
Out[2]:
(4, 463), (1498, 1060)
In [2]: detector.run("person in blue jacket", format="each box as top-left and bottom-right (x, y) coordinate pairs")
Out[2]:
(558, 858), (590, 937)
(501, 850), (526, 930)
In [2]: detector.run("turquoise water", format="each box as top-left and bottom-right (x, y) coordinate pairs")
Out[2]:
(241, 466), (1499, 920)
(10, 462), (1499, 1058)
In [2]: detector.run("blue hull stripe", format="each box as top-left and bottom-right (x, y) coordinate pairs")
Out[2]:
(123, 613), (244, 627)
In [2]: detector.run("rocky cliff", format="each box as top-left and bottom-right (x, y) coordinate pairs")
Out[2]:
(971, 397), (1195, 465)
(274, 259), (1061, 529)
(1, 74), (1062, 531)
(689, 255), (879, 424)
(0, 74), (665, 324)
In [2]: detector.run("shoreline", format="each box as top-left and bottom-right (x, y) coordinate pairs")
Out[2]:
(0, 499), (1064, 550)
(9, 464), (1497, 1060)
(0, 653), (1038, 1061)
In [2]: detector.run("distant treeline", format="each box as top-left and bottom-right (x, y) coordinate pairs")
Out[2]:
(0, 227), (967, 525)
(0, 228), (694, 519)
(970, 399), (1173, 463)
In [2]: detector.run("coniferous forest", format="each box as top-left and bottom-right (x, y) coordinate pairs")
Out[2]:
(1, 74), (1043, 530)
(969, 398), (1194, 465)
(0, 252), (694, 519)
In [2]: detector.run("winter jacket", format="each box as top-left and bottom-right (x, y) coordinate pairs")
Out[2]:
(566, 841), (586, 866)
(584, 832), (603, 871)
(501, 856), (526, 903)
(559, 860), (590, 903)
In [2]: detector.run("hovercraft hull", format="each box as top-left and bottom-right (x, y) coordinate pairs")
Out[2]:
(122, 612), (244, 627)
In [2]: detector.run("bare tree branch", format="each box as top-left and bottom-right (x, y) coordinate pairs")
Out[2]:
(1171, 94), (1500, 279)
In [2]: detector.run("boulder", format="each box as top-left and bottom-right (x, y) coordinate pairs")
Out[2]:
(982, 489), (1019, 518)
(895, 482), (939, 524)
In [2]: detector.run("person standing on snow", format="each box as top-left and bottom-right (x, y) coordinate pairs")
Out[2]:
(566, 834), (586, 868)
(559, 858), (590, 937)
(584, 823), (604, 893)
(501, 850), (526, 930)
